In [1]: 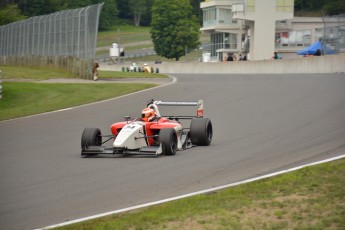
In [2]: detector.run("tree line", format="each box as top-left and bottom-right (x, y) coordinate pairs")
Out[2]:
(1, 0), (344, 61)
(1, 0), (344, 27)
(0, 0), (201, 28)
(294, 0), (345, 15)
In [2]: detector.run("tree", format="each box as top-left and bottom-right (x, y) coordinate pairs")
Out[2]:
(0, 0), (118, 30)
(151, 0), (200, 61)
(323, 0), (345, 15)
(0, 4), (27, 25)
(92, 0), (118, 30)
(294, 0), (345, 15)
(190, 0), (202, 24)
(117, 0), (132, 19)
(117, 0), (153, 26)
(139, 0), (154, 26)
(129, 0), (146, 26)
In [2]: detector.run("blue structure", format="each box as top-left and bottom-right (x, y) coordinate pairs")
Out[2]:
(297, 41), (335, 55)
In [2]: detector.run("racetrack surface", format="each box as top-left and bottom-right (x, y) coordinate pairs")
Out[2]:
(0, 74), (345, 229)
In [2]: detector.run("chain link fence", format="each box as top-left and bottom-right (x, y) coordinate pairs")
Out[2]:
(322, 13), (345, 54)
(0, 4), (103, 79)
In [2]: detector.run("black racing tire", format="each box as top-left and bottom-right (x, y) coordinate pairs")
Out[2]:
(81, 127), (102, 150)
(159, 128), (177, 156)
(190, 118), (213, 146)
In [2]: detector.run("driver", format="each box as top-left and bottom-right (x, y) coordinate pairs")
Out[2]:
(141, 108), (156, 122)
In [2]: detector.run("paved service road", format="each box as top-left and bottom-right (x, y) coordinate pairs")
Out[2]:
(1, 74), (345, 229)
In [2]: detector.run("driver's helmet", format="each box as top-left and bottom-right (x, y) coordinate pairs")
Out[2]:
(141, 108), (155, 122)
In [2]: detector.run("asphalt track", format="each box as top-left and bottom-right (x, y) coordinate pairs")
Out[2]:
(0, 74), (345, 230)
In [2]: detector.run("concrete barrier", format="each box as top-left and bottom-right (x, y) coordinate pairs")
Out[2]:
(99, 53), (345, 74)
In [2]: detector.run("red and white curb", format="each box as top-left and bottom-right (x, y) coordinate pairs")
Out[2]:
(36, 154), (345, 230)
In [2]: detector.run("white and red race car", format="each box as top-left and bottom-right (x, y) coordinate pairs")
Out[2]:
(81, 99), (213, 157)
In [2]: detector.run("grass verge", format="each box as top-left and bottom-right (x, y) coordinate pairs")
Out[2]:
(0, 66), (167, 80)
(57, 158), (345, 230)
(97, 25), (151, 47)
(0, 66), (166, 121)
(98, 70), (167, 79)
(0, 66), (75, 80)
(0, 82), (156, 121)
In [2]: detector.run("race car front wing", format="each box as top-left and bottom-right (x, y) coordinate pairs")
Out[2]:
(81, 145), (162, 156)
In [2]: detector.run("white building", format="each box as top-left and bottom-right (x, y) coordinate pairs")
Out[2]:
(200, 0), (344, 61)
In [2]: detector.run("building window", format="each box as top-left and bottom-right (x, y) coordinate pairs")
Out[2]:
(219, 8), (237, 25)
(210, 32), (238, 58)
(203, 7), (217, 27)
(276, 0), (293, 13)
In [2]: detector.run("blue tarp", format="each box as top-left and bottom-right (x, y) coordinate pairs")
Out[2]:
(296, 41), (335, 55)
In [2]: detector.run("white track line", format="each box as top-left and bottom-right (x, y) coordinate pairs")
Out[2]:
(36, 154), (345, 230)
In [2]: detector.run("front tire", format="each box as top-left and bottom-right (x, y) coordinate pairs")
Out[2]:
(159, 128), (177, 155)
(190, 118), (213, 146)
(81, 128), (102, 156)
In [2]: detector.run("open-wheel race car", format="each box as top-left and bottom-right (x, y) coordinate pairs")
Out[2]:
(81, 99), (213, 157)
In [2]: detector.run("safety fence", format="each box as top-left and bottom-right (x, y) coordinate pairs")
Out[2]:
(0, 4), (102, 79)
(322, 13), (345, 54)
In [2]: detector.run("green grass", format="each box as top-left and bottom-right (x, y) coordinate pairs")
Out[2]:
(0, 66), (163, 121)
(97, 25), (151, 47)
(0, 66), (75, 80)
(96, 44), (153, 56)
(98, 70), (167, 79)
(0, 82), (156, 121)
(56, 158), (345, 230)
(0, 66), (167, 80)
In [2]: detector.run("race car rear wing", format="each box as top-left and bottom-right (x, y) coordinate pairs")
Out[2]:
(153, 99), (204, 118)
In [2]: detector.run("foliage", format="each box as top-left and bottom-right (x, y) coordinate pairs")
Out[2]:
(0, 0), (118, 30)
(2, 0), (344, 28)
(0, 0), (201, 28)
(190, 0), (203, 23)
(294, 0), (345, 15)
(94, 0), (119, 30)
(0, 4), (27, 25)
(116, 0), (131, 19)
(323, 0), (345, 15)
(150, 0), (200, 61)
(129, 0), (153, 26)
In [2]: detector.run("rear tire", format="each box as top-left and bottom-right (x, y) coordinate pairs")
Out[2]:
(159, 128), (177, 155)
(190, 118), (213, 146)
(81, 128), (102, 156)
